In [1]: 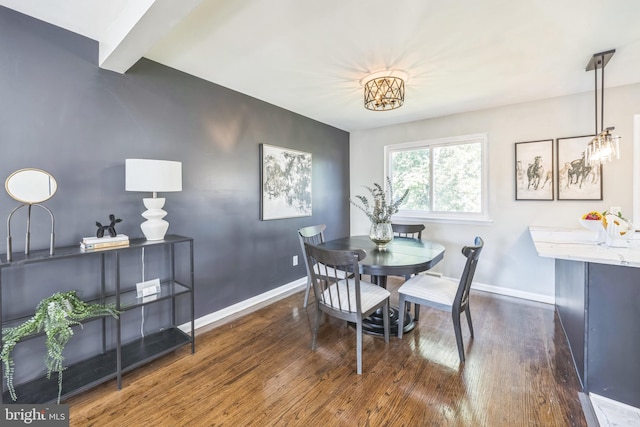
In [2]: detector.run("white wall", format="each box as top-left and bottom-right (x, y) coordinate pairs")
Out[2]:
(350, 83), (640, 303)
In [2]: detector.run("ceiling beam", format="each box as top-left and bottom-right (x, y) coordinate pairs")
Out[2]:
(99, 0), (203, 74)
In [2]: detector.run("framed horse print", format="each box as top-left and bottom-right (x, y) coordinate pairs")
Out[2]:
(556, 135), (601, 200)
(515, 139), (554, 200)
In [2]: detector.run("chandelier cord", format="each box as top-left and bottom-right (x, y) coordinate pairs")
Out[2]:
(594, 55), (598, 135)
(600, 52), (605, 134)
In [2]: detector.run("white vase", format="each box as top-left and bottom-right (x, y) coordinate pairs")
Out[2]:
(604, 214), (631, 247)
(369, 222), (394, 249)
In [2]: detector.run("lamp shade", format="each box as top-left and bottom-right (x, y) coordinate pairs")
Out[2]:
(125, 159), (182, 193)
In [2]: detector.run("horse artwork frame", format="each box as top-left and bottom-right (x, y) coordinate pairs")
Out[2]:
(556, 135), (602, 201)
(515, 139), (554, 200)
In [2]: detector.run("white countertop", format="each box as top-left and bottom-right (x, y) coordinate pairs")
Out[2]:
(529, 226), (640, 268)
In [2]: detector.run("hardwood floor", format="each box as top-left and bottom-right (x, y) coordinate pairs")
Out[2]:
(66, 277), (586, 426)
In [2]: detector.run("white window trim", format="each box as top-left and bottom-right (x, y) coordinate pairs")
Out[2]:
(384, 133), (491, 223)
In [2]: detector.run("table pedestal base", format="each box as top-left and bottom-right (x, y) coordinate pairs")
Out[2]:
(353, 306), (415, 337)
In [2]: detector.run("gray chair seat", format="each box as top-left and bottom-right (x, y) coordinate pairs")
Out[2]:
(322, 279), (390, 314)
(397, 275), (457, 307)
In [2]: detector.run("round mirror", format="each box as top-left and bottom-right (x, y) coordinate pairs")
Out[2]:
(5, 168), (57, 204)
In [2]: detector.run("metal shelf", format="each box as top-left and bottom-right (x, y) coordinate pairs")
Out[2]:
(1, 235), (195, 403)
(0, 234), (192, 267)
(2, 328), (190, 404)
(108, 280), (192, 310)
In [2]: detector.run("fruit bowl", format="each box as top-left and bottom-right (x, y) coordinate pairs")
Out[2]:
(578, 218), (605, 231)
(578, 218), (605, 241)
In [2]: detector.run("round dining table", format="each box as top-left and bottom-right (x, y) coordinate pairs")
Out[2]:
(318, 235), (446, 335)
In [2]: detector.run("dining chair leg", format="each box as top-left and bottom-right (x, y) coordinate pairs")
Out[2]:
(465, 307), (474, 339)
(303, 278), (312, 308)
(414, 304), (421, 321)
(452, 311), (465, 363)
(356, 319), (363, 375)
(397, 295), (406, 339)
(311, 306), (322, 350)
(383, 300), (390, 343)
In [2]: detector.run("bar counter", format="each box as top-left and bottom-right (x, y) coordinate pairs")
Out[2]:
(529, 225), (640, 267)
(529, 226), (640, 409)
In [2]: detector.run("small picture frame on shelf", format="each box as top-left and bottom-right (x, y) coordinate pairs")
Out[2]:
(515, 139), (554, 200)
(556, 135), (602, 200)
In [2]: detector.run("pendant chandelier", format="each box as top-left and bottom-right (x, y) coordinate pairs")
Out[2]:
(362, 71), (407, 111)
(585, 49), (620, 166)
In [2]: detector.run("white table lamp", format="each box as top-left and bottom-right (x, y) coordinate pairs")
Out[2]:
(125, 159), (182, 240)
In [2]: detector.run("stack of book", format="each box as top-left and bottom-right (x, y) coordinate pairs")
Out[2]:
(80, 234), (130, 251)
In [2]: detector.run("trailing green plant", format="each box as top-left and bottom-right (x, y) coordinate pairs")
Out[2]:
(1, 290), (119, 403)
(351, 176), (409, 224)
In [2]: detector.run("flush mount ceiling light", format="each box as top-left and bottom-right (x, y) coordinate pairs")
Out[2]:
(361, 70), (407, 111)
(585, 49), (620, 166)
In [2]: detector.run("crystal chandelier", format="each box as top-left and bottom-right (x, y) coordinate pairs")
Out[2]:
(586, 127), (620, 165)
(362, 71), (406, 111)
(585, 50), (620, 166)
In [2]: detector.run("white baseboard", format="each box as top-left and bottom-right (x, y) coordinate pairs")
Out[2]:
(179, 275), (554, 334)
(414, 273), (554, 305)
(470, 280), (555, 305)
(179, 277), (306, 334)
(589, 393), (640, 426)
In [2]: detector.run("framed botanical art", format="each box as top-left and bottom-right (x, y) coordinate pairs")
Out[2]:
(515, 139), (554, 200)
(260, 144), (312, 220)
(556, 135), (601, 200)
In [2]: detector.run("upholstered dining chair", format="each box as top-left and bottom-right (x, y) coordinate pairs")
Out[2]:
(397, 237), (484, 363)
(391, 223), (425, 239)
(298, 224), (349, 308)
(304, 243), (390, 374)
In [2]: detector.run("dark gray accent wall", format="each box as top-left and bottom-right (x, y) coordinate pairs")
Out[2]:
(0, 8), (349, 320)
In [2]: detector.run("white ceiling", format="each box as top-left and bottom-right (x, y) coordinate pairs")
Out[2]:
(3, 0), (640, 132)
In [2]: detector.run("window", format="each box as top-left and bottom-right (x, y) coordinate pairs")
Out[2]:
(385, 133), (489, 222)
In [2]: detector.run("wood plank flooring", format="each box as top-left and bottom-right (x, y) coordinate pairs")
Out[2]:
(66, 277), (586, 426)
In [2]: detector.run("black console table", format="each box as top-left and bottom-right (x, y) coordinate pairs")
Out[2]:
(0, 234), (195, 404)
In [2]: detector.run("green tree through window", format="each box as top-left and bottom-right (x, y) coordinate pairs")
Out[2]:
(390, 148), (430, 210)
(433, 143), (481, 212)
(386, 134), (487, 220)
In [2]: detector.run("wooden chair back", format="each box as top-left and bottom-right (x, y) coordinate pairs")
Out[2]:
(391, 223), (425, 239)
(304, 243), (365, 317)
(455, 237), (484, 311)
(304, 242), (389, 374)
(298, 224), (327, 273)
